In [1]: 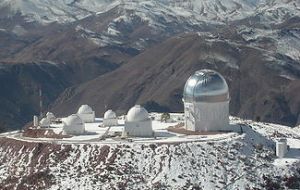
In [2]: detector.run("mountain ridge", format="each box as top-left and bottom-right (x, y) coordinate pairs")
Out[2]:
(0, 0), (299, 130)
(51, 30), (300, 127)
(0, 117), (300, 189)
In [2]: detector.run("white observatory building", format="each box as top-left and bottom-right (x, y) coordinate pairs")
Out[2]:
(39, 117), (50, 128)
(276, 138), (288, 158)
(124, 105), (153, 137)
(103, 110), (118, 126)
(183, 69), (230, 132)
(46, 112), (56, 123)
(63, 114), (85, 135)
(77, 104), (95, 123)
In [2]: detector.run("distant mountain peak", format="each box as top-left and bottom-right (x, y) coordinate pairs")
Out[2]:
(0, 0), (299, 24)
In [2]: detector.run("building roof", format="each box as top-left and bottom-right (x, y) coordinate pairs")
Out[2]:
(40, 117), (50, 127)
(77, 104), (93, 114)
(104, 110), (117, 119)
(183, 69), (229, 103)
(46, 112), (55, 119)
(65, 114), (84, 126)
(126, 105), (149, 122)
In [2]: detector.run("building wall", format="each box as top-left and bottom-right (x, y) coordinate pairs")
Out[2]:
(276, 139), (287, 158)
(78, 112), (95, 123)
(103, 118), (118, 126)
(63, 124), (85, 135)
(184, 101), (229, 132)
(184, 102), (195, 131)
(124, 120), (153, 137)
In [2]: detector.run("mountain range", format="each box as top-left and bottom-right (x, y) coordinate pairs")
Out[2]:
(0, 0), (299, 131)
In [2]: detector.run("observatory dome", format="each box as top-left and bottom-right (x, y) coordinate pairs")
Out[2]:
(183, 69), (229, 103)
(46, 112), (55, 122)
(77, 104), (93, 114)
(77, 104), (95, 123)
(46, 112), (55, 117)
(63, 114), (85, 135)
(65, 114), (84, 126)
(104, 110), (117, 119)
(103, 109), (118, 126)
(124, 105), (153, 137)
(40, 117), (50, 127)
(126, 105), (149, 122)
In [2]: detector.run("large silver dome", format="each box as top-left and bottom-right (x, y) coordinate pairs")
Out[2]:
(183, 69), (229, 103)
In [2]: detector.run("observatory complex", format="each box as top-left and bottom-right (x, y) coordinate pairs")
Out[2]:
(1, 68), (298, 190)
(33, 69), (234, 140)
(21, 69), (290, 159)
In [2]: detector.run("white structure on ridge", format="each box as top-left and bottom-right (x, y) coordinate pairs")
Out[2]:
(46, 112), (56, 123)
(183, 69), (230, 132)
(33, 115), (39, 127)
(63, 114), (85, 135)
(276, 138), (288, 158)
(40, 117), (50, 128)
(124, 105), (153, 137)
(77, 104), (95, 123)
(103, 109), (118, 126)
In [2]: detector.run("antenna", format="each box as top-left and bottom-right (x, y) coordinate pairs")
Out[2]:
(104, 99), (107, 110)
(39, 86), (43, 118)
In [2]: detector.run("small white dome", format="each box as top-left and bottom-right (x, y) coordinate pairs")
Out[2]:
(65, 114), (84, 126)
(63, 114), (85, 135)
(46, 112), (55, 120)
(40, 117), (50, 127)
(46, 112), (54, 117)
(126, 105), (149, 122)
(77, 104), (93, 114)
(104, 110), (117, 119)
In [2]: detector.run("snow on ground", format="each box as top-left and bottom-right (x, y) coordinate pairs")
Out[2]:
(230, 117), (300, 166)
(1, 0), (299, 25)
(8, 113), (242, 145)
(1, 114), (298, 151)
(24, 113), (186, 143)
(1, 114), (300, 189)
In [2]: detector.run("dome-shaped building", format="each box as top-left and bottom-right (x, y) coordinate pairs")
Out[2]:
(103, 109), (118, 126)
(183, 69), (230, 132)
(40, 117), (50, 128)
(126, 105), (149, 122)
(124, 105), (153, 137)
(63, 114), (85, 135)
(46, 112), (56, 123)
(77, 104), (95, 123)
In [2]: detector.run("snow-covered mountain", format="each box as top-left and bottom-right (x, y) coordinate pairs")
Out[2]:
(0, 116), (300, 189)
(0, 0), (299, 25)
(0, 0), (299, 132)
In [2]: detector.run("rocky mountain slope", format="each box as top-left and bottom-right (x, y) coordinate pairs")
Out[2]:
(51, 19), (300, 127)
(0, 0), (299, 130)
(0, 118), (300, 189)
(1, 0), (299, 25)
(0, 61), (119, 132)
